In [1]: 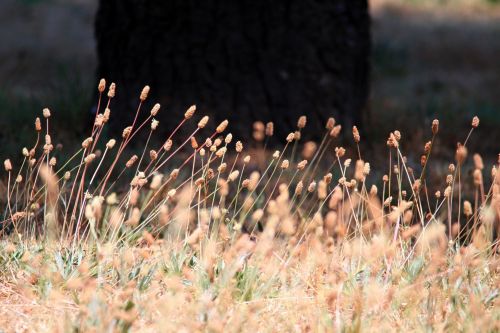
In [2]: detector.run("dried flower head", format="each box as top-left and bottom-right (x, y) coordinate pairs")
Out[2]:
(335, 147), (346, 158)
(352, 126), (360, 143)
(297, 160), (308, 170)
(122, 126), (132, 139)
(473, 153), (484, 170)
(330, 124), (341, 138)
(183, 105), (196, 119)
(126, 155), (138, 168)
(235, 141), (243, 153)
(98, 78), (106, 92)
(198, 116), (209, 128)
(149, 150), (158, 161)
(295, 181), (304, 196)
(432, 119), (439, 134)
(263, 122), (273, 137)
(84, 153), (96, 164)
(216, 119), (229, 133)
(151, 119), (159, 130)
(164, 139), (173, 151)
(191, 137), (199, 149)
(326, 117), (335, 130)
(150, 103), (160, 116)
(35, 117), (42, 131)
(455, 144), (467, 164)
(43, 108), (51, 118)
(140, 85), (150, 101)
(4, 159), (12, 171)
(472, 116), (480, 128)
(107, 82), (116, 98)
(297, 116), (307, 129)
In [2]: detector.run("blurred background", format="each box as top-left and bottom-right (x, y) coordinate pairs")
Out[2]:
(0, 0), (499, 165)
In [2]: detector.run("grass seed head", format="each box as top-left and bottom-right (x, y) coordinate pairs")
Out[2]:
(43, 108), (51, 118)
(140, 85), (150, 101)
(98, 78), (106, 92)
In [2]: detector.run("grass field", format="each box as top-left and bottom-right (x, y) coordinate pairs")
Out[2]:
(1, 1), (500, 332)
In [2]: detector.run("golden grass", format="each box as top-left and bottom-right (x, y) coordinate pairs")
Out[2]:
(0, 80), (499, 332)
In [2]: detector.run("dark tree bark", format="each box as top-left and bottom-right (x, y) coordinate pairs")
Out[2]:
(95, 0), (370, 140)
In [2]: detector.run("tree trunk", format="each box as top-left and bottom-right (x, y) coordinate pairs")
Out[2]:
(95, 0), (370, 140)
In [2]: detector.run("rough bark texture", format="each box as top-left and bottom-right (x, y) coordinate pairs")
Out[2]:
(95, 0), (370, 140)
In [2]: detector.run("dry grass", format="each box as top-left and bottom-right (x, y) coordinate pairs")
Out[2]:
(0, 81), (499, 332)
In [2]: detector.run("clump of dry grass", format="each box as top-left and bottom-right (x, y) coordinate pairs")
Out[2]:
(1, 80), (500, 332)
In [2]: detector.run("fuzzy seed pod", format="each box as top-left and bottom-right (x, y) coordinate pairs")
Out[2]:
(455, 145), (467, 164)
(150, 103), (160, 116)
(326, 117), (335, 130)
(16, 174), (22, 183)
(216, 119), (229, 133)
(22, 147), (29, 157)
(122, 126), (132, 139)
(352, 126), (360, 143)
(225, 133), (233, 144)
(295, 181), (304, 196)
(191, 137), (199, 149)
(106, 139), (116, 149)
(297, 160), (308, 170)
(297, 116), (307, 129)
(330, 124), (342, 138)
(235, 141), (243, 153)
(272, 150), (280, 159)
(49, 157), (57, 166)
(82, 137), (93, 149)
(444, 186), (452, 198)
(432, 119), (439, 134)
(149, 150), (158, 161)
(463, 200), (473, 216)
(435, 190), (441, 199)
(164, 139), (173, 151)
(170, 169), (179, 180)
(216, 147), (227, 158)
(140, 85), (150, 101)
(335, 147), (346, 158)
(281, 159), (289, 169)
(243, 155), (251, 164)
(107, 82), (116, 98)
(286, 133), (295, 143)
(199, 148), (205, 156)
(184, 105), (196, 119)
(84, 154), (96, 164)
(302, 141), (317, 160)
(43, 108), (51, 118)
(473, 169), (483, 186)
(98, 78), (106, 92)
(473, 154), (484, 170)
(198, 116), (209, 128)
(324, 173), (333, 184)
(217, 162), (227, 173)
(126, 155), (138, 168)
(150, 174), (163, 190)
(228, 170), (240, 182)
(103, 108), (111, 123)
(35, 117), (42, 132)
(308, 181), (316, 193)
(472, 116), (480, 128)
(4, 159), (12, 171)
(393, 130), (401, 141)
(151, 119), (159, 130)
(64, 171), (71, 180)
(265, 122), (274, 136)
